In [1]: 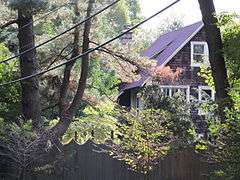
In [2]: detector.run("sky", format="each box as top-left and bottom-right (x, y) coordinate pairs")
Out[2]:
(140, 0), (240, 29)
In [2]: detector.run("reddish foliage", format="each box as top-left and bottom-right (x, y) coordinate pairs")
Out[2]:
(151, 66), (183, 83)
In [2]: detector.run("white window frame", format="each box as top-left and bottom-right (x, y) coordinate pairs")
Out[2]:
(191, 41), (209, 67)
(198, 86), (215, 102)
(198, 86), (215, 115)
(159, 85), (190, 102)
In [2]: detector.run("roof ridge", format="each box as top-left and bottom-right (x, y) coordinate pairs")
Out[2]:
(156, 21), (203, 38)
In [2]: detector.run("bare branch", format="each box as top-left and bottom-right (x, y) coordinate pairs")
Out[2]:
(96, 47), (136, 82)
(0, 19), (18, 29)
(90, 41), (142, 70)
(46, 43), (73, 70)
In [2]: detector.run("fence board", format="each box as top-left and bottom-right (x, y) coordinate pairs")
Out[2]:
(0, 140), (216, 180)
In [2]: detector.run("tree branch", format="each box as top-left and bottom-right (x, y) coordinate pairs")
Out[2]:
(90, 41), (142, 70)
(90, 41), (143, 82)
(67, 0), (95, 117)
(59, 1), (81, 115)
(0, 19), (18, 29)
(46, 43), (73, 70)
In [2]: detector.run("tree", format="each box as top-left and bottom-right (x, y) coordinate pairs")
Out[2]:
(95, 0), (142, 40)
(0, 0), (94, 161)
(0, 119), (43, 179)
(198, 0), (232, 116)
(1, 0), (49, 130)
(220, 13), (240, 80)
(109, 92), (195, 180)
(41, 0), (95, 142)
(0, 0), (150, 167)
(202, 14), (240, 180)
(110, 109), (173, 180)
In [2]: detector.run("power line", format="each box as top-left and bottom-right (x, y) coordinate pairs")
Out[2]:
(0, 3), (70, 40)
(1, 3), (84, 51)
(0, 0), (121, 64)
(0, 1), (119, 63)
(0, 0), (180, 87)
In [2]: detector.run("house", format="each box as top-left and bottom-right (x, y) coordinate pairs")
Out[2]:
(118, 21), (215, 134)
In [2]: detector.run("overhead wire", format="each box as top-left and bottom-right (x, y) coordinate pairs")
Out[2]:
(0, 0), (121, 64)
(0, 0), (181, 87)
(0, 3), (70, 40)
(19, 25), (84, 55)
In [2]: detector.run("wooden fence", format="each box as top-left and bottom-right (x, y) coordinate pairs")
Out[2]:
(0, 140), (217, 180)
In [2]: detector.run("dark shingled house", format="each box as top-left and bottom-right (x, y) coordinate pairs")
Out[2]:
(118, 21), (215, 135)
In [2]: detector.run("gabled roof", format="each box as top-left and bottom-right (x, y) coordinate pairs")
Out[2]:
(143, 21), (204, 65)
(121, 21), (204, 91)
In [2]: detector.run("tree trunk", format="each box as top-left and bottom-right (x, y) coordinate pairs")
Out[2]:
(18, 11), (42, 130)
(18, 0), (95, 153)
(198, 0), (232, 113)
(39, 0), (94, 144)
(67, 0), (94, 117)
(59, 0), (81, 115)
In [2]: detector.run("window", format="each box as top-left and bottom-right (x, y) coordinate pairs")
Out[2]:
(160, 85), (190, 102)
(191, 41), (209, 67)
(198, 86), (215, 115)
(198, 86), (215, 102)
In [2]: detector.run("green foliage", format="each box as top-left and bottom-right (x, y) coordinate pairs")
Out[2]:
(221, 16), (240, 80)
(209, 170), (227, 180)
(0, 43), (21, 122)
(110, 109), (172, 174)
(109, 85), (196, 175)
(156, 17), (183, 34)
(195, 139), (207, 151)
(0, 118), (35, 139)
(142, 85), (194, 138)
(141, 17), (183, 46)
(53, 101), (119, 144)
(0, 118), (38, 178)
(96, 0), (142, 40)
(217, 12), (238, 27)
(200, 14), (240, 179)
(215, 13), (240, 87)
(126, 0), (141, 21)
(6, 0), (48, 14)
(198, 66), (215, 89)
(34, 20), (56, 36)
(215, 89), (240, 179)
(88, 59), (120, 98)
(206, 105), (240, 179)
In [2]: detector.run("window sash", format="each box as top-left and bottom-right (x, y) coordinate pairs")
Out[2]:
(191, 41), (209, 67)
(193, 44), (205, 54)
(192, 54), (205, 64)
